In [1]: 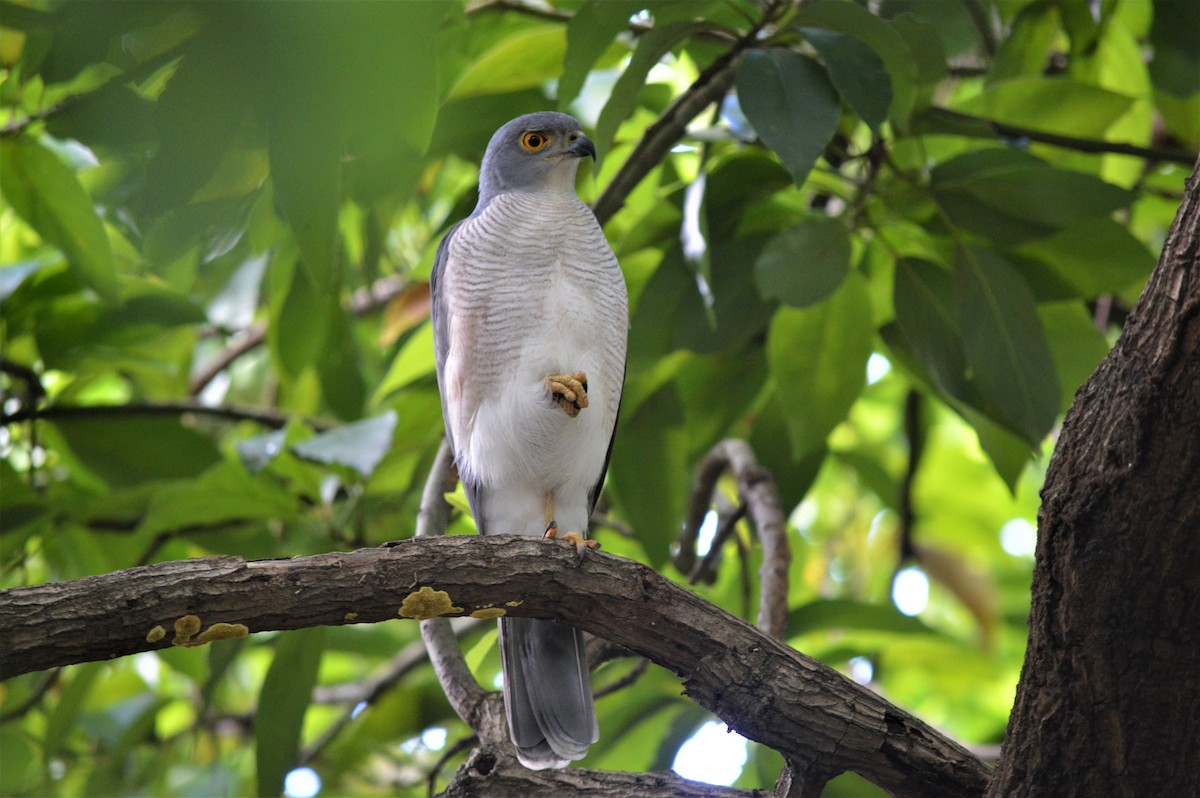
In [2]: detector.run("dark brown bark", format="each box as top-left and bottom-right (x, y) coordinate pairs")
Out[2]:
(989, 159), (1200, 795)
(0, 535), (991, 798)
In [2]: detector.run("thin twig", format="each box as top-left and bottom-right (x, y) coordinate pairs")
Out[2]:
(897, 390), (923, 563)
(591, 0), (789, 225)
(0, 668), (60, 724)
(427, 733), (479, 798)
(414, 439), (502, 740)
(594, 657), (650, 700)
(916, 106), (1198, 166)
(680, 439), (790, 639)
(0, 400), (326, 430)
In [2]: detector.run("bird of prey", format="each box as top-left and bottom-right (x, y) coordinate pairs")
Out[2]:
(430, 112), (628, 769)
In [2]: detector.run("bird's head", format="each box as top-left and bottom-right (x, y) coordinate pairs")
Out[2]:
(477, 112), (596, 207)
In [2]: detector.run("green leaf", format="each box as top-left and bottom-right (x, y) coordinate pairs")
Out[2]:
(594, 21), (705, 164)
(788, 598), (937, 637)
(317, 307), (367, 421)
(951, 167), (1132, 228)
(767, 272), (873, 459)
(268, 256), (332, 379)
(990, 2), (1060, 83)
(1039, 301), (1110, 412)
(794, 0), (919, 123)
(1015, 218), (1155, 298)
(0, 138), (118, 303)
(956, 247), (1060, 445)
(558, 0), (643, 110)
(957, 404), (1033, 492)
(954, 77), (1135, 138)
(291, 411), (398, 478)
(675, 237), (775, 355)
(755, 217), (851, 307)
(893, 258), (968, 398)
(45, 662), (104, 760)
(449, 26), (566, 100)
(256, 627), (325, 798)
(1149, 0), (1200, 98)
(800, 28), (892, 129)
(137, 461), (299, 537)
(141, 26), (246, 214)
(373, 322), (436, 403)
(54, 416), (222, 489)
(609, 384), (689, 567)
(267, 112), (341, 293)
(736, 49), (841, 186)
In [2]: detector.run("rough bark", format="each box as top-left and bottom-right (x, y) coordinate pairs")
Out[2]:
(0, 536), (991, 798)
(988, 159), (1200, 795)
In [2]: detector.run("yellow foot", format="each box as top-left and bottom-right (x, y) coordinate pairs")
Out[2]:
(547, 371), (588, 418)
(543, 522), (601, 560)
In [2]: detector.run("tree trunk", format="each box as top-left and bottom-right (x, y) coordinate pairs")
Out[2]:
(989, 159), (1200, 795)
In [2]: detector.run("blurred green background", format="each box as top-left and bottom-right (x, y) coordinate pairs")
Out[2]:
(1, 0), (1196, 795)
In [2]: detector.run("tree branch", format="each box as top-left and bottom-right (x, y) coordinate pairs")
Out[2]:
(914, 107), (1199, 166)
(590, 0), (788, 226)
(0, 536), (990, 797)
(0, 399), (325, 430)
(680, 440), (790, 639)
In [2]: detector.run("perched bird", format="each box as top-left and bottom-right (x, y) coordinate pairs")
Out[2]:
(430, 112), (628, 769)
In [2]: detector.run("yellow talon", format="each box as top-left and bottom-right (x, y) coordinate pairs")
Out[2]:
(547, 371), (589, 417)
(544, 524), (600, 560)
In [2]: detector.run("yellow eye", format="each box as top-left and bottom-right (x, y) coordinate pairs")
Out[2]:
(520, 131), (550, 152)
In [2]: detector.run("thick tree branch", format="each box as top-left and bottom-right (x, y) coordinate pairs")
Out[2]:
(0, 536), (990, 797)
(988, 161), (1200, 794)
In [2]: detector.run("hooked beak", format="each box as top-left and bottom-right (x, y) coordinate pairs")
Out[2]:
(566, 132), (596, 161)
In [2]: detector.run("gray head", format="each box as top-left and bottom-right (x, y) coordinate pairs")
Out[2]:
(476, 112), (596, 209)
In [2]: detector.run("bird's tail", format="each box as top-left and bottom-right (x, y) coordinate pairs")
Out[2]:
(498, 616), (598, 769)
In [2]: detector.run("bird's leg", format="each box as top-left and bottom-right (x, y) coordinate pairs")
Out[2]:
(546, 371), (588, 418)
(542, 493), (600, 560)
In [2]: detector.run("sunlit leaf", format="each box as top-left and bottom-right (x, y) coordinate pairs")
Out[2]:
(558, 0), (642, 111)
(449, 26), (566, 100)
(736, 49), (841, 186)
(291, 411), (398, 478)
(1015, 219), (1154, 298)
(0, 138), (118, 303)
(954, 77), (1135, 138)
(594, 21), (705, 164)
(788, 599), (938, 637)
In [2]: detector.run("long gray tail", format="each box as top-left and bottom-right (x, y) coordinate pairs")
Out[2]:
(498, 616), (598, 769)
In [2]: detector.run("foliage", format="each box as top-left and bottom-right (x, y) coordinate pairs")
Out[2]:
(0, 0), (1194, 795)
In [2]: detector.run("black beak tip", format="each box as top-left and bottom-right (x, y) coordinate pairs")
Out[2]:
(569, 133), (596, 161)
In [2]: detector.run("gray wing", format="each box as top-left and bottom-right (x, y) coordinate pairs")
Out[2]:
(429, 221), (488, 528)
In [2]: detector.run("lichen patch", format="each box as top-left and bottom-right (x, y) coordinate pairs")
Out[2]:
(172, 615), (202, 646)
(471, 608), (506, 620)
(146, 625), (167, 643)
(398, 586), (463, 620)
(195, 623), (249, 645)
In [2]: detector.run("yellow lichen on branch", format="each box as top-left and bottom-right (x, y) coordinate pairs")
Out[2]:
(398, 586), (463, 620)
